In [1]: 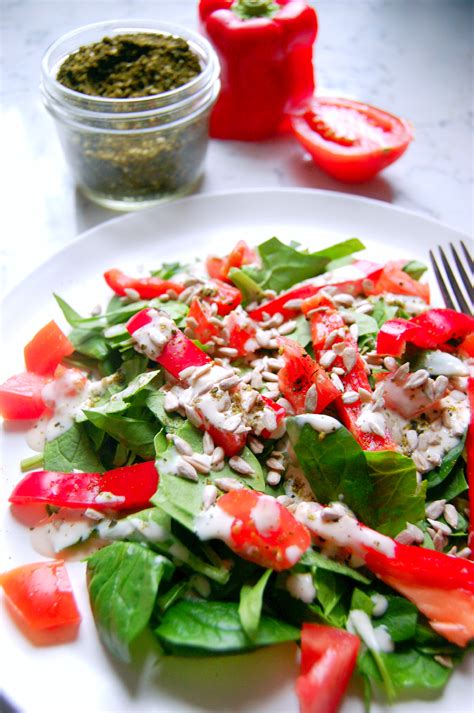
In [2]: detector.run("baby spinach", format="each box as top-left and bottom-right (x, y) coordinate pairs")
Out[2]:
(83, 410), (160, 460)
(425, 435), (466, 489)
(43, 422), (104, 472)
(87, 541), (173, 661)
(155, 600), (299, 655)
(375, 596), (418, 643)
(300, 549), (371, 585)
(238, 569), (272, 640)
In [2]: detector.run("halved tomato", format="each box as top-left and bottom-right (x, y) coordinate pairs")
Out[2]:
(290, 97), (413, 183)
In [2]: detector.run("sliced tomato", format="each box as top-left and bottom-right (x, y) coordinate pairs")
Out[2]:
(0, 560), (81, 635)
(217, 490), (311, 571)
(206, 240), (258, 282)
(104, 268), (184, 299)
(278, 337), (340, 414)
(205, 279), (242, 316)
(290, 97), (413, 183)
(296, 623), (360, 713)
(225, 310), (257, 356)
(367, 261), (430, 302)
(188, 298), (220, 345)
(24, 321), (75, 376)
(460, 333), (474, 358)
(0, 372), (49, 420)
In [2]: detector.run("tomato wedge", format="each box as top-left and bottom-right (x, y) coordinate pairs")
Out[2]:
(366, 261), (430, 302)
(296, 623), (360, 713)
(0, 560), (81, 636)
(290, 97), (413, 183)
(24, 320), (75, 376)
(0, 372), (49, 420)
(206, 240), (258, 283)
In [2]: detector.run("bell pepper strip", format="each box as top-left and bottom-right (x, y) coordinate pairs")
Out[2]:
(248, 260), (382, 322)
(277, 337), (340, 414)
(365, 261), (429, 302)
(302, 295), (396, 451)
(24, 320), (75, 376)
(199, 0), (318, 140)
(459, 333), (474, 358)
(104, 268), (185, 299)
(204, 278), (242, 316)
(467, 377), (474, 557)
(376, 308), (474, 357)
(194, 489), (311, 571)
(290, 97), (413, 183)
(296, 623), (360, 713)
(9, 461), (159, 511)
(0, 372), (49, 420)
(206, 240), (259, 283)
(295, 502), (474, 647)
(0, 560), (81, 636)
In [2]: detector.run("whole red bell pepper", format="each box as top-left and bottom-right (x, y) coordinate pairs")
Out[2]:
(376, 308), (474, 357)
(9, 461), (159, 511)
(199, 0), (318, 140)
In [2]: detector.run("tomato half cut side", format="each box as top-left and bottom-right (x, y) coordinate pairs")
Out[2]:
(290, 97), (413, 183)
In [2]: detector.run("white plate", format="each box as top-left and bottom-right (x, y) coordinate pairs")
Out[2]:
(1, 188), (472, 713)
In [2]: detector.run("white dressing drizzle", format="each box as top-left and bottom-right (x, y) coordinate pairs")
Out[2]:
(286, 573), (316, 603)
(347, 610), (394, 653)
(250, 495), (281, 535)
(194, 504), (235, 543)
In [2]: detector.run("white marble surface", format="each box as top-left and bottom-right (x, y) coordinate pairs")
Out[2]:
(1, 0), (472, 296)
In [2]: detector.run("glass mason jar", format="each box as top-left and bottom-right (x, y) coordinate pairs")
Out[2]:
(41, 20), (220, 210)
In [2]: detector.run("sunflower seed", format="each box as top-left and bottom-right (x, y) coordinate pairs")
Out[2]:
(406, 522), (425, 544)
(404, 369), (429, 389)
(392, 362), (410, 383)
(331, 373), (345, 392)
(202, 431), (215, 455)
(176, 459), (199, 482)
(179, 365), (197, 380)
(427, 518), (452, 536)
(228, 456), (255, 476)
(172, 435), (193, 456)
(277, 397), (294, 414)
(320, 504), (346, 522)
(166, 289), (180, 300)
(268, 357), (285, 370)
(426, 451), (442, 467)
(349, 323), (359, 341)
(185, 316), (199, 329)
(261, 409), (277, 433)
(215, 477), (244, 492)
(433, 375), (449, 400)
(443, 504), (459, 530)
(332, 341), (346, 356)
(434, 655), (453, 669)
(342, 390), (359, 404)
(324, 330), (340, 349)
(432, 531), (448, 552)
(219, 375), (241, 390)
(383, 356), (398, 372)
(202, 484), (218, 510)
(266, 457), (285, 472)
(241, 371), (253, 384)
(304, 384), (318, 412)
(278, 321), (297, 335)
(358, 387), (373, 403)
(457, 547), (472, 559)
(333, 293), (355, 307)
(266, 471), (282, 486)
(262, 370), (279, 382)
(240, 389), (259, 413)
(355, 302), (373, 314)
(406, 429), (418, 450)
(90, 304), (102, 316)
(211, 446), (225, 467)
(218, 347), (239, 358)
(164, 391), (180, 412)
(425, 499), (446, 519)
(183, 454), (212, 474)
(223, 414), (242, 432)
(395, 529), (417, 545)
(250, 371), (263, 389)
(283, 298), (304, 310)
(178, 285), (197, 303)
(320, 350), (337, 368)
(184, 404), (202, 427)
(341, 347), (357, 374)
(190, 363), (213, 382)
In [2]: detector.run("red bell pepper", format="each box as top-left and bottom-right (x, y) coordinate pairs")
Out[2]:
(277, 337), (340, 414)
(196, 489), (311, 570)
(248, 260), (382, 322)
(468, 377), (474, 557)
(376, 308), (474, 357)
(0, 372), (49, 420)
(199, 0), (318, 140)
(206, 278), (242, 315)
(9, 461), (159, 511)
(302, 295), (396, 451)
(296, 624), (360, 713)
(296, 503), (474, 647)
(187, 299), (221, 345)
(24, 320), (75, 376)
(104, 268), (185, 299)
(206, 240), (258, 283)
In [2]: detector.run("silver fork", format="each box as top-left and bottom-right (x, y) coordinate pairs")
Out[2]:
(429, 241), (473, 315)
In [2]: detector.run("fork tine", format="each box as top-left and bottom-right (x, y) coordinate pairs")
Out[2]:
(438, 246), (471, 315)
(450, 243), (474, 303)
(460, 240), (473, 274)
(429, 249), (455, 310)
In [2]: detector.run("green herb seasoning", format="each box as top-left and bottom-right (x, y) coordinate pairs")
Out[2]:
(57, 33), (202, 98)
(49, 31), (217, 209)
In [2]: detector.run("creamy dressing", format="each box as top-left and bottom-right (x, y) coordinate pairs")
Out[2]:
(422, 351), (469, 377)
(294, 502), (396, 558)
(250, 495), (281, 535)
(131, 309), (177, 359)
(31, 509), (100, 556)
(194, 505), (235, 543)
(347, 610), (394, 653)
(285, 545), (304, 565)
(289, 414), (342, 434)
(286, 573), (316, 603)
(371, 593), (389, 617)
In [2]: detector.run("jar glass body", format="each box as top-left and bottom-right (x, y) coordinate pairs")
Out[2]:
(41, 20), (220, 210)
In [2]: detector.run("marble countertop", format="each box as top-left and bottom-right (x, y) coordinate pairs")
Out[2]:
(1, 0), (472, 296)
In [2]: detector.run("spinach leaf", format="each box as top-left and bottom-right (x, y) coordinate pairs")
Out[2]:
(350, 588), (375, 616)
(146, 390), (185, 432)
(87, 370), (160, 415)
(83, 410), (159, 460)
(375, 596), (418, 643)
(425, 435), (466, 489)
(288, 315), (312, 349)
(300, 549), (371, 585)
(428, 461), (468, 503)
(314, 569), (347, 623)
(87, 541), (173, 661)
(402, 260), (428, 281)
(155, 600), (299, 655)
(151, 261), (186, 279)
(359, 648), (453, 692)
(371, 299), (399, 328)
(43, 422), (104, 472)
(238, 569), (272, 640)
(288, 421), (373, 523)
(364, 450), (426, 537)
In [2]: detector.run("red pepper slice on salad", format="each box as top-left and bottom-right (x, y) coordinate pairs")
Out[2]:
(24, 320), (75, 376)
(365, 261), (430, 303)
(290, 97), (413, 183)
(248, 260), (382, 322)
(296, 623), (360, 713)
(302, 295), (396, 451)
(200, 489), (311, 571)
(187, 298), (221, 345)
(467, 377), (474, 556)
(376, 308), (474, 357)
(278, 337), (340, 414)
(104, 268), (185, 300)
(0, 372), (49, 420)
(0, 560), (81, 637)
(206, 240), (258, 283)
(9, 461), (158, 511)
(297, 503), (474, 647)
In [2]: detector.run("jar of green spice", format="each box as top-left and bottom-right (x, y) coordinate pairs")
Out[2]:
(41, 20), (220, 210)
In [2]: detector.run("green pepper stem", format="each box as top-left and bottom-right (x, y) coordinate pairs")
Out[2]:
(233, 0), (280, 19)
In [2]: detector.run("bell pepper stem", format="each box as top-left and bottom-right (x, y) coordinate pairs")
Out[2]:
(233, 0), (279, 19)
